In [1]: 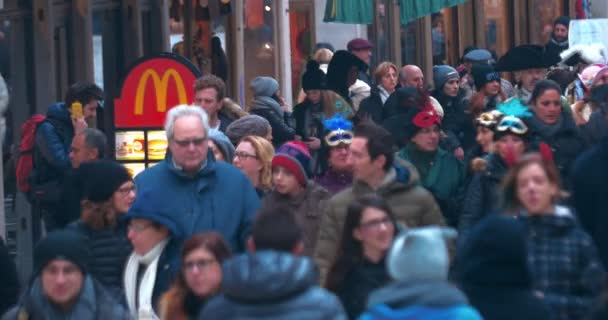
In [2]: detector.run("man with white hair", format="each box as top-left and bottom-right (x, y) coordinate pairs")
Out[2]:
(134, 105), (260, 252)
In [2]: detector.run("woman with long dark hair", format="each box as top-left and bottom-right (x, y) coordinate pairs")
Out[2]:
(502, 153), (604, 320)
(159, 232), (232, 320)
(325, 194), (397, 319)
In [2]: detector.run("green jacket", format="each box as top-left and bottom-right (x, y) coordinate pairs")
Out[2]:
(313, 159), (445, 286)
(396, 145), (465, 227)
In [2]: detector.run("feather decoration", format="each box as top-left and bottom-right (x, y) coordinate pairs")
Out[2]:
(323, 113), (353, 131)
(497, 98), (532, 119)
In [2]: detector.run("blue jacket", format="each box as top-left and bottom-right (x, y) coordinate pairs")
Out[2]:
(359, 281), (482, 320)
(33, 102), (74, 183)
(200, 251), (347, 320)
(134, 151), (260, 252)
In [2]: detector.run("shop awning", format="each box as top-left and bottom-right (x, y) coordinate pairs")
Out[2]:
(323, 0), (373, 24)
(400, 0), (470, 25)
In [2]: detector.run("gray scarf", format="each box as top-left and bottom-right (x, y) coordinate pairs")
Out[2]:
(251, 96), (283, 117)
(23, 276), (98, 320)
(529, 114), (564, 137)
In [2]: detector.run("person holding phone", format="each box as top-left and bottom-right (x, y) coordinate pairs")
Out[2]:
(32, 81), (103, 232)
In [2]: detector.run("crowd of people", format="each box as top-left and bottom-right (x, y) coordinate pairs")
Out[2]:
(2, 14), (608, 320)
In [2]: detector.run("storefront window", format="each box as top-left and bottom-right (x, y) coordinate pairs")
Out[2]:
(289, 2), (313, 102)
(531, 0), (563, 45)
(370, 0), (391, 67)
(483, 0), (511, 58)
(431, 12), (446, 65)
(400, 21), (417, 66)
(243, 0), (276, 105)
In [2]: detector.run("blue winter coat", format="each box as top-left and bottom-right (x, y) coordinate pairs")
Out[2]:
(33, 102), (74, 183)
(134, 151), (260, 252)
(200, 250), (347, 320)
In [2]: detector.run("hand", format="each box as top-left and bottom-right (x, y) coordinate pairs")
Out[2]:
(453, 147), (464, 161)
(72, 116), (88, 134)
(305, 137), (321, 150)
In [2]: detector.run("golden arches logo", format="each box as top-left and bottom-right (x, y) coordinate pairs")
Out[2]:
(134, 68), (188, 115)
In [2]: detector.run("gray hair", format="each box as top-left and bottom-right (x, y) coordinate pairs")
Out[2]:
(164, 105), (209, 141)
(81, 128), (107, 159)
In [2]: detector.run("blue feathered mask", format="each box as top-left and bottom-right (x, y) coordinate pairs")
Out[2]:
(323, 114), (354, 147)
(494, 98), (532, 137)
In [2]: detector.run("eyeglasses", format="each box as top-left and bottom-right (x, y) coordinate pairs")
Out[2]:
(183, 258), (217, 272)
(127, 222), (152, 233)
(324, 129), (354, 147)
(117, 184), (136, 196)
(359, 217), (393, 231)
(172, 137), (207, 147)
(234, 151), (258, 160)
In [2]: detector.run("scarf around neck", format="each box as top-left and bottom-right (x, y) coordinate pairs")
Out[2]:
(124, 238), (170, 320)
(378, 85), (391, 104)
(252, 96), (284, 117)
(23, 276), (97, 320)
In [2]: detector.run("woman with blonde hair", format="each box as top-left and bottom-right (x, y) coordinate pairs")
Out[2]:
(233, 135), (274, 198)
(358, 61), (399, 124)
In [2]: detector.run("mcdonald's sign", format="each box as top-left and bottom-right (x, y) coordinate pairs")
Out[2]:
(115, 54), (202, 128)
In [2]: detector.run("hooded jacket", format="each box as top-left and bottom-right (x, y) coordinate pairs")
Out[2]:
(199, 251), (347, 320)
(519, 206), (605, 320)
(457, 215), (551, 320)
(314, 159), (444, 284)
(249, 96), (296, 148)
(33, 102), (74, 184)
(359, 280), (482, 320)
(134, 150), (260, 252)
(260, 182), (330, 256)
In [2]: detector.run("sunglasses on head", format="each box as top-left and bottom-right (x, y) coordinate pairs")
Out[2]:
(325, 129), (354, 147)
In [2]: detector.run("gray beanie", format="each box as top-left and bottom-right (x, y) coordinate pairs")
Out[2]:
(433, 65), (460, 90)
(387, 226), (457, 282)
(250, 76), (279, 97)
(208, 129), (235, 162)
(225, 115), (271, 145)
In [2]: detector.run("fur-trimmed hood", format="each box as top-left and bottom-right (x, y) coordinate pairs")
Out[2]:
(220, 98), (248, 120)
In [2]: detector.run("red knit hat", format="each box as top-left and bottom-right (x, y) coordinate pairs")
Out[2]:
(272, 141), (311, 186)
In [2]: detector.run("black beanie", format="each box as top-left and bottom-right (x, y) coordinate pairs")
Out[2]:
(472, 63), (501, 90)
(78, 160), (133, 203)
(302, 60), (326, 91)
(554, 16), (570, 28)
(34, 230), (90, 274)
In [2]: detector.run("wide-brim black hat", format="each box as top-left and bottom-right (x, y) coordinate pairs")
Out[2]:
(495, 45), (561, 72)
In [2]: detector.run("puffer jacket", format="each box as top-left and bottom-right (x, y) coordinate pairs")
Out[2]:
(459, 153), (507, 237)
(314, 159), (445, 284)
(2, 276), (130, 320)
(359, 280), (482, 320)
(526, 113), (586, 186)
(260, 182), (330, 256)
(249, 96), (295, 148)
(519, 206), (605, 320)
(199, 251), (347, 320)
(67, 220), (132, 304)
(33, 102), (74, 184)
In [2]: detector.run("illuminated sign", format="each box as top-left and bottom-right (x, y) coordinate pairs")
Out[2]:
(114, 53), (202, 128)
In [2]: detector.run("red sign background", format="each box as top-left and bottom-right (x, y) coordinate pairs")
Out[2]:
(114, 56), (199, 128)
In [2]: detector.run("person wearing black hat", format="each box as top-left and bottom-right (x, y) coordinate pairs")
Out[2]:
(545, 16), (570, 59)
(66, 160), (135, 305)
(123, 189), (184, 319)
(496, 44), (561, 104)
(2, 230), (130, 319)
(326, 50), (366, 112)
(469, 63), (506, 119)
(293, 60), (351, 175)
(396, 107), (465, 227)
